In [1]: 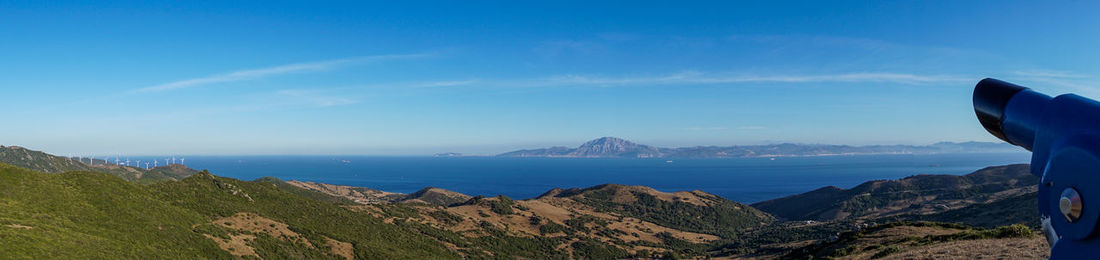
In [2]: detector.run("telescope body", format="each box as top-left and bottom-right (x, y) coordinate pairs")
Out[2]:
(974, 78), (1100, 258)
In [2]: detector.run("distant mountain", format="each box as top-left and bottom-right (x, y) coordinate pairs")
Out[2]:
(570, 137), (664, 158)
(497, 137), (1021, 158)
(0, 145), (196, 183)
(751, 164), (1035, 221)
(433, 152), (463, 157)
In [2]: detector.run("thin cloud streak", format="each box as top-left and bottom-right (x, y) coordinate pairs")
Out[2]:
(1013, 70), (1090, 79)
(274, 89), (359, 107)
(412, 80), (478, 88)
(507, 72), (970, 87)
(135, 53), (432, 93)
(1010, 70), (1098, 97)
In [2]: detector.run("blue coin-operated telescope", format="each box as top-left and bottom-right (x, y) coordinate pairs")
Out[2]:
(974, 78), (1100, 258)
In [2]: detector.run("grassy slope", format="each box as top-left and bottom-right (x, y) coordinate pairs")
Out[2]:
(0, 164), (228, 259)
(0, 164), (460, 259)
(149, 171), (459, 259)
(562, 184), (775, 238)
(0, 161), (733, 259)
(782, 222), (1042, 259)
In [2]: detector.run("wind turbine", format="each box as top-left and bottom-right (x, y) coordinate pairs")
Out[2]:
(180, 158), (185, 165)
(172, 157), (176, 165)
(164, 158), (169, 166)
(153, 160), (158, 168)
(145, 162), (150, 169)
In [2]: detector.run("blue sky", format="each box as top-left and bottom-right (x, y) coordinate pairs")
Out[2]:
(2, 1), (1099, 155)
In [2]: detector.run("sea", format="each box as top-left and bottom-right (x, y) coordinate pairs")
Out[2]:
(142, 152), (1031, 204)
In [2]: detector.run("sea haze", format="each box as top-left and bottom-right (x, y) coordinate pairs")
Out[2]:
(157, 153), (1030, 203)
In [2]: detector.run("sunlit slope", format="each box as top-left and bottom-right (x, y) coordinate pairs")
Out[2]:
(149, 171), (458, 259)
(0, 164), (459, 259)
(0, 164), (227, 258)
(537, 184), (775, 238)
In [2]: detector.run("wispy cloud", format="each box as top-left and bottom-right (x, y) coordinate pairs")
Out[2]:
(1011, 70), (1098, 97)
(524, 71), (968, 87)
(684, 126), (729, 131)
(411, 80), (478, 88)
(274, 89), (359, 107)
(134, 53), (431, 93)
(1013, 70), (1090, 79)
(683, 126), (767, 131)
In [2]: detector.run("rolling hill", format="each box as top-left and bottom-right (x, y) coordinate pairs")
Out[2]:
(0, 145), (1046, 258)
(0, 161), (775, 259)
(751, 164), (1035, 221)
(0, 145), (196, 183)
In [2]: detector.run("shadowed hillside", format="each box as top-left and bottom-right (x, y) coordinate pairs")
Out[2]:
(752, 164), (1035, 221)
(782, 222), (1046, 259)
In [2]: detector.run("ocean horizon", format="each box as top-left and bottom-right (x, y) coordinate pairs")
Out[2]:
(134, 152), (1031, 203)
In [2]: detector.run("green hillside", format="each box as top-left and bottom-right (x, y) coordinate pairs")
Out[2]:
(150, 171), (459, 259)
(0, 164), (227, 258)
(0, 146), (196, 183)
(0, 164), (487, 259)
(0, 162), (668, 259)
(543, 184), (775, 238)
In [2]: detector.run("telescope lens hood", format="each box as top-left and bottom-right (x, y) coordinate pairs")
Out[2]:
(974, 78), (1027, 144)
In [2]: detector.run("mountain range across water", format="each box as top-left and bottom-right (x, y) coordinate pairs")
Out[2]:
(496, 137), (1021, 158)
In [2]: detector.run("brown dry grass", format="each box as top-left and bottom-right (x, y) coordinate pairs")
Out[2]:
(201, 212), (357, 259)
(5, 224), (32, 229)
(203, 234), (258, 257)
(324, 237), (355, 260)
(419, 194), (718, 254)
(883, 236), (1049, 260)
(809, 225), (1051, 260)
(286, 180), (402, 204)
(213, 212), (314, 248)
